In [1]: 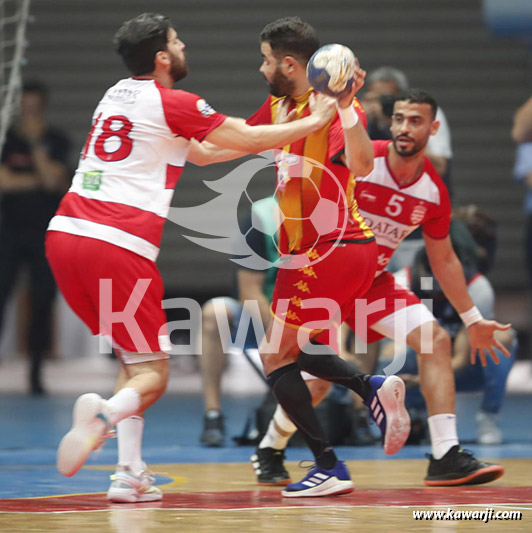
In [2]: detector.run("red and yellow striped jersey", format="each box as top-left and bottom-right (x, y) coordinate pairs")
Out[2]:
(247, 89), (373, 254)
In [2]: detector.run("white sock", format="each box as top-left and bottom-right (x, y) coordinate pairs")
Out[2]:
(259, 405), (297, 450)
(428, 413), (459, 460)
(106, 387), (141, 426)
(117, 415), (144, 474)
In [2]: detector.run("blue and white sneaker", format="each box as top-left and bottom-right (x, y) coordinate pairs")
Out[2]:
(364, 375), (410, 455)
(281, 460), (354, 497)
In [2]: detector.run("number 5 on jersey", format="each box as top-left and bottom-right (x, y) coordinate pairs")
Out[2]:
(385, 194), (405, 217)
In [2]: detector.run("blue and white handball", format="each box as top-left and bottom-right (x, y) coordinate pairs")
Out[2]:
(306, 44), (356, 97)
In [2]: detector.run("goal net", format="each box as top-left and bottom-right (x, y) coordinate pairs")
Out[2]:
(0, 0), (30, 154)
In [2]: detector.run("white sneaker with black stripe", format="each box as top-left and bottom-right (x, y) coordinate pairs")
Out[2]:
(281, 460), (354, 497)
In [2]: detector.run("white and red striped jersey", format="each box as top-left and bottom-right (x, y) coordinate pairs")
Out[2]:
(47, 77), (226, 261)
(355, 140), (451, 276)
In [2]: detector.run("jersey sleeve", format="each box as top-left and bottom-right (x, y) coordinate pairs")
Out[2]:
(159, 89), (227, 142)
(329, 97), (368, 164)
(246, 96), (273, 126)
(422, 175), (452, 239)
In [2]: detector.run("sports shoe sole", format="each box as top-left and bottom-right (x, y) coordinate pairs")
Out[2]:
(57, 393), (107, 477)
(257, 478), (292, 487)
(377, 376), (411, 455)
(282, 478), (354, 498)
(107, 487), (163, 503)
(425, 465), (505, 487)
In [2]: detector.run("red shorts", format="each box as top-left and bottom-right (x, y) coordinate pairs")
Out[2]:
(271, 240), (377, 347)
(45, 231), (170, 355)
(344, 270), (434, 344)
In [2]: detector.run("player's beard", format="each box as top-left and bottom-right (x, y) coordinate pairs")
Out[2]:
(170, 52), (188, 83)
(266, 66), (295, 97)
(392, 134), (427, 157)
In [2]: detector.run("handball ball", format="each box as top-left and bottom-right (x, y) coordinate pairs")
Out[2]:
(306, 44), (356, 97)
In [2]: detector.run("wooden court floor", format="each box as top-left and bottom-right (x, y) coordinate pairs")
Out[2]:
(1, 458), (531, 532)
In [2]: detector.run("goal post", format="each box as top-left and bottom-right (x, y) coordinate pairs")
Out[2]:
(0, 0), (31, 154)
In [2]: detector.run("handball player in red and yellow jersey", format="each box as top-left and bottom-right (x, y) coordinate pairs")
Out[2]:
(240, 18), (412, 497)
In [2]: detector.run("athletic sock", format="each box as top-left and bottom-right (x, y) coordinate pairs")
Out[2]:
(267, 363), (337, 470)
(117, 415), (144, 474)
(106, 387), (141, 426)
(259, 404), (297, 450)
(297, 343), (372, 400)
(428, 413), (459, 460)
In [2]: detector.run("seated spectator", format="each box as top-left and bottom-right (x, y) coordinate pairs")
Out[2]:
(198, 196), (278, 446)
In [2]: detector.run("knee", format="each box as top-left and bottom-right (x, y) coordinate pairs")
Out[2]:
(433, 325), (451, 355)
(202, 302), (220, 335)
(307, 378), (331, 404)
(154, 359), (170, 394)
(148, 358), (170, 395)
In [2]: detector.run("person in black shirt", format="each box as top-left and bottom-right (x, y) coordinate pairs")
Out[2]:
(0, 80), (71, 394)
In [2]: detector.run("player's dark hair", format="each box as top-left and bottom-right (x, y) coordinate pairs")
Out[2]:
(113, 13), (173, 76)
(260, 17), (319, 65)
(396, 89), (438, 119)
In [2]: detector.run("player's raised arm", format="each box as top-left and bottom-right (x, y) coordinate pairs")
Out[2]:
(204, 92), (335, 153)
(424, 234), (511, 367)
(336, 61), (374, 176)
(512, 95), (532, 143)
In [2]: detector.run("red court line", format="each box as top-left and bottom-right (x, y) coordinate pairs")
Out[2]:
(1, 487), (532, 512)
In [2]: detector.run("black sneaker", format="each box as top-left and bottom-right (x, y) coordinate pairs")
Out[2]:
(425, 445), (504, 486)
(251, 447), (291, 486)
(200, 411), (225, 447)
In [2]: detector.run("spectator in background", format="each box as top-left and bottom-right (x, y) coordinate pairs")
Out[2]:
(0, 81), (71, 394)
(199, 196), (279, 447)
(512, 99), (532, 290)
(512, 95), (532, 144)
(199, 196), (330, 487)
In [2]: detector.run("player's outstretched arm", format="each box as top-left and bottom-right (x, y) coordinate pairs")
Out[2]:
(204, 93), (335, 153)
(424, 234), (511, 367)
(186, 139), (249, 166)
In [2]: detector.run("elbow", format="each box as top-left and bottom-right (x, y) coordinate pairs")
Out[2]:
(512, 126), (526, 144)
(246, 131), (263, 154)
(352, 156), (374, 177)
(360, 157), (374, 176)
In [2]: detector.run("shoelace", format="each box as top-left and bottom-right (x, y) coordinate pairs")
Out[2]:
(425, 448), (479, 465)
(298, 460), (318, 472)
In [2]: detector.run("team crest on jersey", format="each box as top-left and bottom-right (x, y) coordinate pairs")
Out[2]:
(411, 204), (427, 225)
(196, 99), (216, 117)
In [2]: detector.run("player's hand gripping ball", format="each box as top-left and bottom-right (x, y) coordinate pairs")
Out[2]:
(306, 44), (356, 97)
